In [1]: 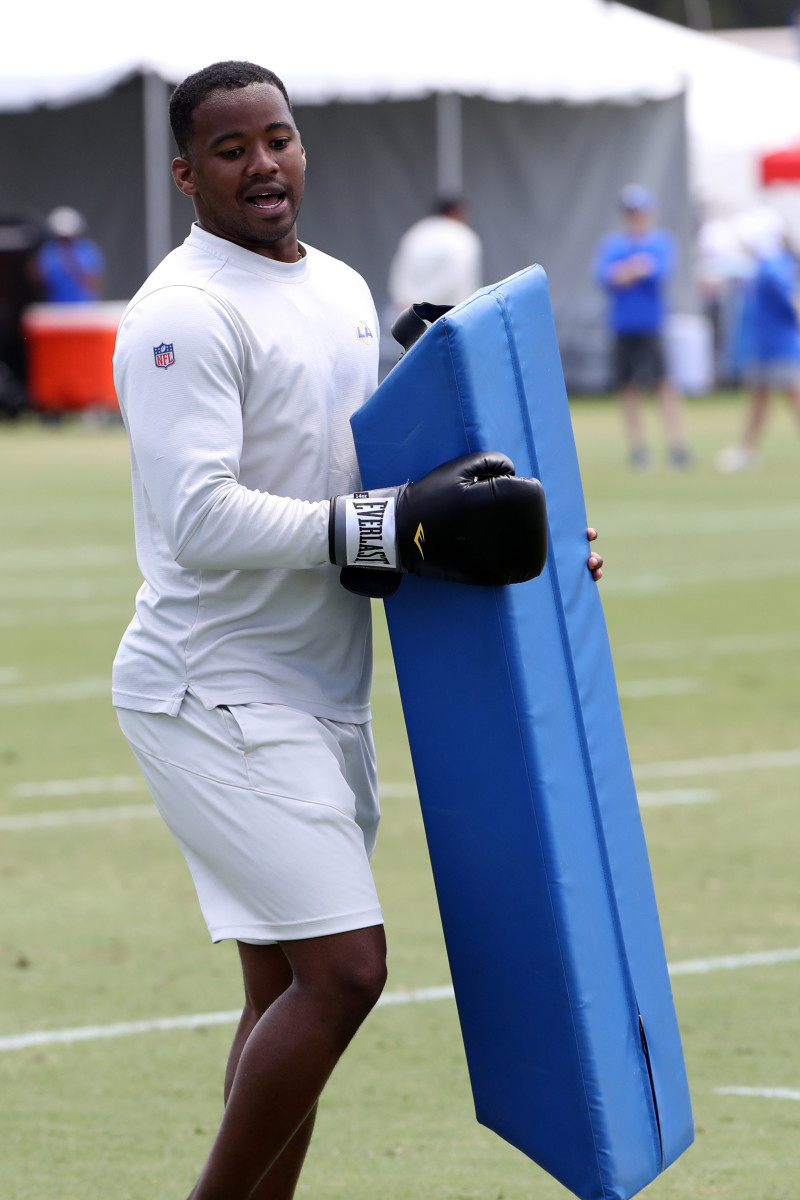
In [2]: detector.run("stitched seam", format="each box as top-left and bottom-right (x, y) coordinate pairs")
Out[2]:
(128, 743), (356, 815)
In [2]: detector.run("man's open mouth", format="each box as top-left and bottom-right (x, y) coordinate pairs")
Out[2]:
(246, 191), (286, 210)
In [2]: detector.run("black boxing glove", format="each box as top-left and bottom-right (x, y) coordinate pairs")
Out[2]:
(329, 451), (547, 596)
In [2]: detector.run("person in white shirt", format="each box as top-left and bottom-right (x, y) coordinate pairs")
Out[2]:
(114, 61), (388, 1200)
(113, 60), (602, 1200)
(387, 197), (483, 316)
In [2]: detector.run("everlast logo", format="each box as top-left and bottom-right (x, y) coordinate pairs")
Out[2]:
(353, 499), (391, 565)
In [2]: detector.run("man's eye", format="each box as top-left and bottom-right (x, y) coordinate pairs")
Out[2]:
(272, 138), (290, 150)
(220, 148), (242, 159)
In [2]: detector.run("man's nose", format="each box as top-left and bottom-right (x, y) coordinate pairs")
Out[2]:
(246, 143), (279, 174)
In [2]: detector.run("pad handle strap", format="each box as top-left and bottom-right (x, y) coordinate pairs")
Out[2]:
(391, 302), (453, 353)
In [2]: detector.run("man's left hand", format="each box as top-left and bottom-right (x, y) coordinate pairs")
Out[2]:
(587, 528), (603, 581)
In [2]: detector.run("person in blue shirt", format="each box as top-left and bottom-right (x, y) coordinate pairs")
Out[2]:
(595, 185), (691, 469)
(716, 208), (800, 472)
(33, 206), (104, 303)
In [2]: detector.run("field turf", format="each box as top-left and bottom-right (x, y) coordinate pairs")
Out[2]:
(1, 394), (799, 1199)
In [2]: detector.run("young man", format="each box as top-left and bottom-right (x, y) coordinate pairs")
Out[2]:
(112, 61), (601, 1200)
(594, 185), (691, 469)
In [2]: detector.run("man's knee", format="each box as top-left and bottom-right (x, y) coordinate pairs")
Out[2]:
(288, 925), (387, 1015)
(338, 941), (388, 1012)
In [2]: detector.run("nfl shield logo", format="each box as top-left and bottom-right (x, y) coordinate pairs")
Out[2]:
(153, 342), (175, 369)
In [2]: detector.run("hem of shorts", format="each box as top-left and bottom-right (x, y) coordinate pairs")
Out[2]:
(209, 908), (384, 944)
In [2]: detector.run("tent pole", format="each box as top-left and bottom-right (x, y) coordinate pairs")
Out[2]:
(436, 92), (463, 198)
(143, 71), (173, 272)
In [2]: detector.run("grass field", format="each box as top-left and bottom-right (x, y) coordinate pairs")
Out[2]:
(1, 394), (799, 1199)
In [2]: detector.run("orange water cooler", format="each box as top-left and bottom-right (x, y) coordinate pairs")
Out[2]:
(21, 301), (128, 413)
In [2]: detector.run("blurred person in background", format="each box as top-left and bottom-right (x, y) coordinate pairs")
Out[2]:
(694, 208), (752, 388)
(595, 184), (691, 469)
(716, 207), (800, 473)
(388, 196), (483, 316)
(32, 206), (104, 303)
(0, 212), (42, 417)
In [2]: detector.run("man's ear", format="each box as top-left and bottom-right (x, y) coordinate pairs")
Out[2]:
(172, 157), (197, 197)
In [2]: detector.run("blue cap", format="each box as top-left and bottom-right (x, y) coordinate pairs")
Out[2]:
(619, 184), (655, 212)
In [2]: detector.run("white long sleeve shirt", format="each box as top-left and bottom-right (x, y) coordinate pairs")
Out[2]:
(112, 224), (380, 722)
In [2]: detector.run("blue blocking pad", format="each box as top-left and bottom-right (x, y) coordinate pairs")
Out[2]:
(351, 266), (694, 1200)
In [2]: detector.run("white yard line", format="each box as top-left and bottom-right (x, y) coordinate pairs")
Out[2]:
(0, 678), (110, 704)
(2, 949), (799, 1053)
(1, 779), (417, 829)
(715, 1086), (800, 1101)
(0, 788), (714, 830)
(377, 782), (417, 798)
(634, 747), (800, 781)
(0, 605), (130, 629)
(0, 805), (156, 831)
(637, 789), (715, 807)
(8, 742), (800, 829)
(0, 985), (456, 1052)
(10, 776), (144, 798)
(589, 503), (800, 536)
(600, 559), (800, 597)
(618, 678), (698, 699)
(615, 631), (800, 663)
(3, 559), (800, 629)
(667, 947), (800, 976)
(0, 544), (131, 570)
(12, 742), (800, 811)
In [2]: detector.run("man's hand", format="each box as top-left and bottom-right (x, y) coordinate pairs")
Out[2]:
(610, 252), (655, 286)
(587, 528), (603, 581)
(330, 452), (548, 596)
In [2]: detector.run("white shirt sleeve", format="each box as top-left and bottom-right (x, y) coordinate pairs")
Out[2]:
(113, 285), (330, 571)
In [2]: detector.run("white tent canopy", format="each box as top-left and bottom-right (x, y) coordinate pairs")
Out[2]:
(4, 0), (800, 390)
(2, 0), (799, 216)
(0, 0), (683, 111)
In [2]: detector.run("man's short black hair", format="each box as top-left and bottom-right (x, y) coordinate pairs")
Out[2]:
(169, 61), (293, 157)
(434, 196), (466, 218)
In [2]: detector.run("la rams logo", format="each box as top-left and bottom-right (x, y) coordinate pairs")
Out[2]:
(153, 342), (175, 369)
(356, 322), (374, 344)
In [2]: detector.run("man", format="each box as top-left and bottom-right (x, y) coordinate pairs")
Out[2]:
(716, 206), (800, 472)
(112, 61), (602, 1200)
(34, 206), (105, 302)
(594, 185), (691, 469)
(388, 196), (483, 316)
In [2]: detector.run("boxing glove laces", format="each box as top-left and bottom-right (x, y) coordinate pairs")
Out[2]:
(329, 451), (547, 594)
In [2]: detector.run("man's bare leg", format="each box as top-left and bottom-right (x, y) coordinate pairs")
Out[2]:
(740, 384), (770, 451)
(619, 384), (651, 467)
(224, 944), (316, 1200)
(787, 384), (800, 429)
(187, 925), (387, 1200)
(658, 378), (687, 445)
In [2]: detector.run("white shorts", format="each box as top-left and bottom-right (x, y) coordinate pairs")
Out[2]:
(116, 691), (383, 944)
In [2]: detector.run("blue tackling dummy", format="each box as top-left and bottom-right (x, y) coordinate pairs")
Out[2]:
(350, 265), (694, 1200)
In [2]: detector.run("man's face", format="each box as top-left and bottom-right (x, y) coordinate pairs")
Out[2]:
(624, 207), (652, 236)
(172, 83), (306, 261)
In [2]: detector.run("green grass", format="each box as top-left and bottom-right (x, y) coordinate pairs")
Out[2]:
(1, 395), (799, 1198)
